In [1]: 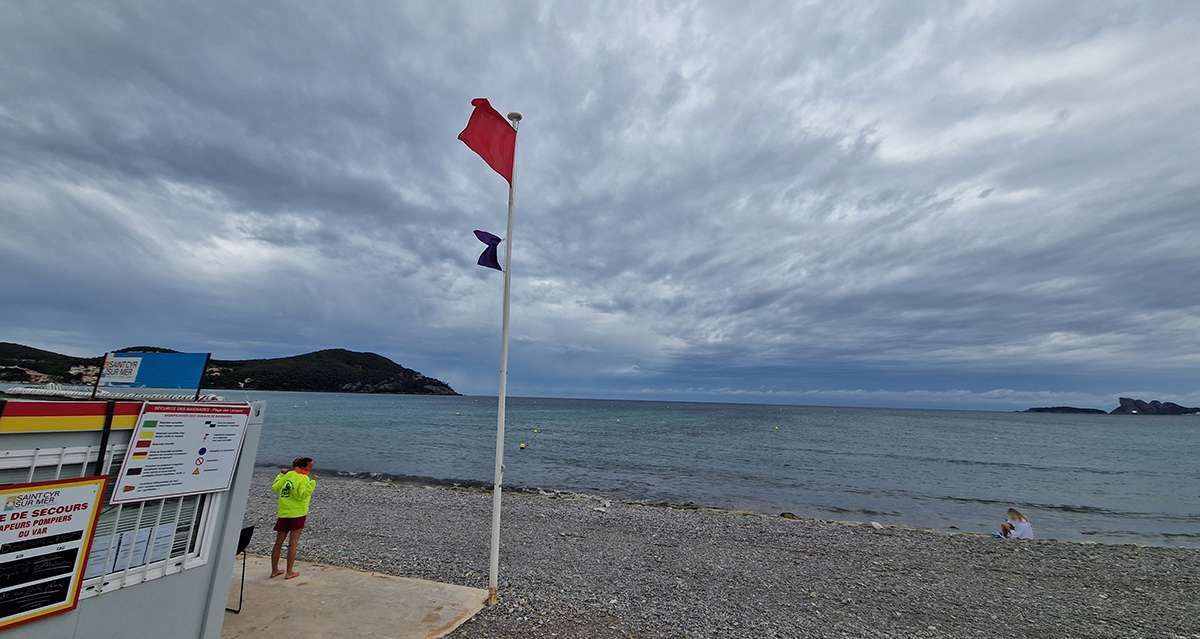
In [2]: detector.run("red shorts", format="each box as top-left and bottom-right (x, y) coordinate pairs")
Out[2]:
(274, 516), (306, 532)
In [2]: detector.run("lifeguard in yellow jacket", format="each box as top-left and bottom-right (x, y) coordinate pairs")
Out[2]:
(270, 457), (317, 579)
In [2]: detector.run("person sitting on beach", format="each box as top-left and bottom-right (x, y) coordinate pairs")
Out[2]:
(270, 457), (318, 579)
(999, 508), (1034, 539)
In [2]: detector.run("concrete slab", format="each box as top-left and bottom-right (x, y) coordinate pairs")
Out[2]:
(222, 555), (487, 639)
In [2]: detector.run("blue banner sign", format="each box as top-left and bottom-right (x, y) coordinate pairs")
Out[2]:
(97, 352), (210, 391)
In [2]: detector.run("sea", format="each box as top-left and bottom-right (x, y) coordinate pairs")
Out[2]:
(216, 391), (1200, 548)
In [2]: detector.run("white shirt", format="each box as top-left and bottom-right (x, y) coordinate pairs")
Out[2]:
(1007, 519), (1034, 539)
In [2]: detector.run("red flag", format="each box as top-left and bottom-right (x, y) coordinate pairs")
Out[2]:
(458, 98), (516, 184)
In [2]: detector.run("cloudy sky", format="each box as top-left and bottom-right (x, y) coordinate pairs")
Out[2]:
(2, 2), (1198, 410)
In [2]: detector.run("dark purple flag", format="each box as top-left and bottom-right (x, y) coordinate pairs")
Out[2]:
(474, 230), (503, 271)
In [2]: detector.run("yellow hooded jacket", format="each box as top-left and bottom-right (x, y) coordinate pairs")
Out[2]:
(272, 470), (317, 518)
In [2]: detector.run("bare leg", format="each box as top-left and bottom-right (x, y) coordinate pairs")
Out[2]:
(270, 530), (286, 577)
(285, 529), (303, 579)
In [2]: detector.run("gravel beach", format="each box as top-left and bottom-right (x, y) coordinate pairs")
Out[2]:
(242, 470), (1200, 638)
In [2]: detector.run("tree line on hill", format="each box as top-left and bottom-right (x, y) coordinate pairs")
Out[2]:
(0, 342), (457, 395)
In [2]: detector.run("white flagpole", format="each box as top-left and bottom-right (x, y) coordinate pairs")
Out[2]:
(488, 110), (521, 606)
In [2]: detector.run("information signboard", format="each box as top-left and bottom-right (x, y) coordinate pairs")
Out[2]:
(96, 351), (210, 390)
(111, 403), (251, 504)
(0, 476), (106, 631)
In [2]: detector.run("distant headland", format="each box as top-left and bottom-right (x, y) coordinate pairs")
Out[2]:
(0, 342), (458, 396)
(1024, 406), (1108, 415)
(1025, 397), (1200, 415)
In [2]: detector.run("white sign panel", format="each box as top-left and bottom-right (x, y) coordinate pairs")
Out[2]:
(114, 523), (176, 572)
(82, 533), (114, 580)
(111, 403), (251, 504)
(99, 355), (141, 384)
(0, 477), (106, 631)
(83, 522), (177, 579)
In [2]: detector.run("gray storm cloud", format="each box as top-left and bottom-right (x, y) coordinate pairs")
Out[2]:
(1, 1), (1197, 408)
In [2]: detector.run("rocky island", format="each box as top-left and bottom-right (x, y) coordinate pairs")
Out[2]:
(1023, 406), (1108, 414)
(0, 342), (457, 395)
(1025, 397), (1200, 415)
(1109, 397), (1200, 415)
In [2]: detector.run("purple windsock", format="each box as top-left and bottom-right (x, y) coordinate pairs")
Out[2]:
(474, 230), (503, 271)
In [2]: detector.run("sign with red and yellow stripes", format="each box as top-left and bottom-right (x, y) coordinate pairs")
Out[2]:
(0, 402), (142, 433)
(0, 476), (107, 631)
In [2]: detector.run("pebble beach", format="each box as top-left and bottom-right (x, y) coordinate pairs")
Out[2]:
(242, 470), (1200, 638)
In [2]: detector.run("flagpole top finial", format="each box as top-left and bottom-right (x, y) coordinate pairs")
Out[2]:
(507, 112), (522, 123)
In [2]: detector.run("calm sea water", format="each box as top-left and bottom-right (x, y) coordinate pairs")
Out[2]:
(228, 391), (1199, 547)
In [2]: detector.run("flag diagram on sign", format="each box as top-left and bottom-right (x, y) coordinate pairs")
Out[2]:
(111, 403), (251, 504)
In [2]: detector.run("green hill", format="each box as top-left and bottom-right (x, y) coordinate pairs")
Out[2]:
(0, 342), (102, 382)
(0, 342), (457, 395)
(206, 349), (458, 394)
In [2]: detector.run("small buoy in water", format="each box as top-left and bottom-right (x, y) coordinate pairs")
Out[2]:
(773, 425), (780, 431)
(533, 427), (540, 433)
(519, 442), (527, 449)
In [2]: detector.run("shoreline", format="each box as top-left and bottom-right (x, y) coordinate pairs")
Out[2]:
(252, 462), (1199, 549)
(241, 469), (1200, 637)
